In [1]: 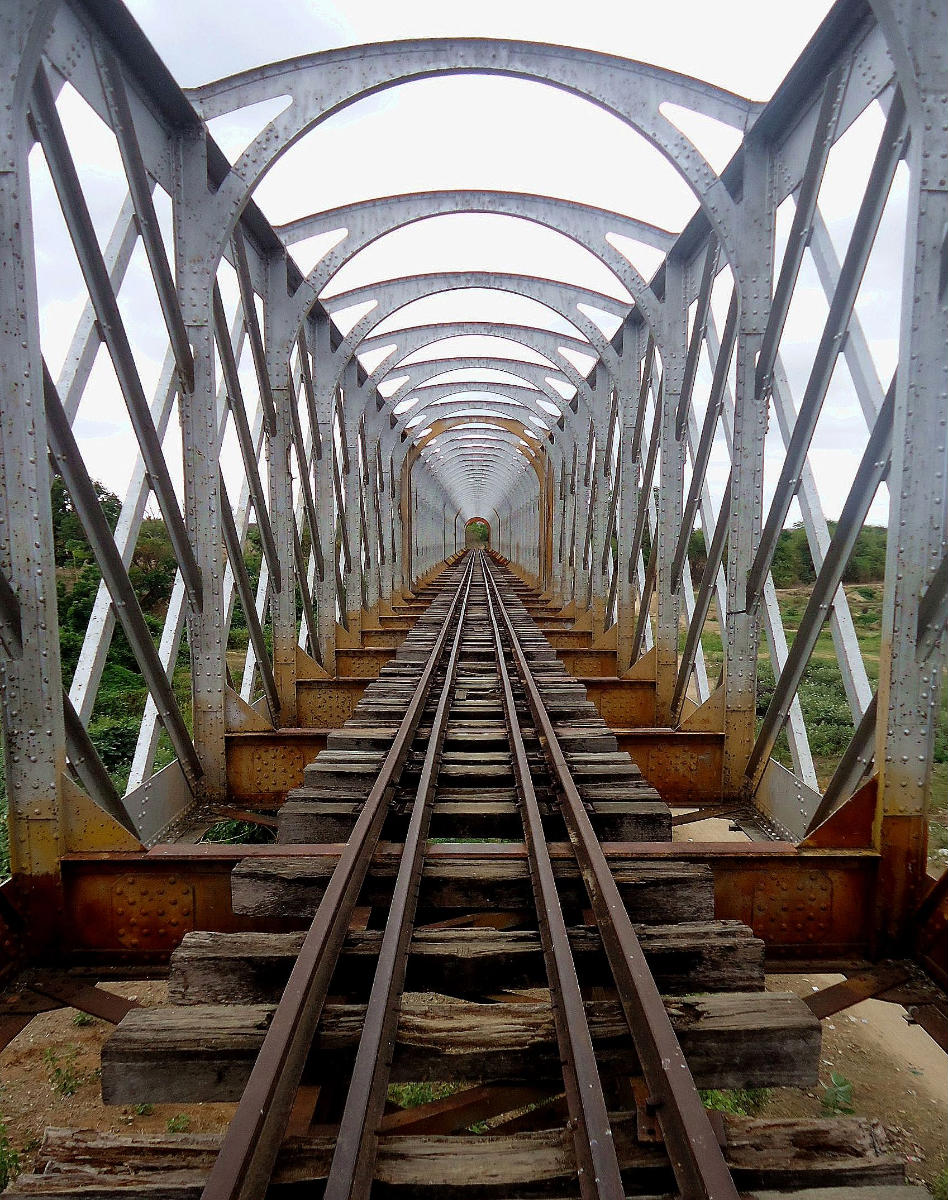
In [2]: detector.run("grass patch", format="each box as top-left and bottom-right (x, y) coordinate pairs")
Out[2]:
(387, 1082), (462, 1109)
(200, 819), (275, 845)
(43, 1046), (86, 1097)
(700, 1088), (771, 1116)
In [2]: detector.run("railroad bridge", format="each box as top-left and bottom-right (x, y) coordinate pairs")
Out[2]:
(0, 0), (946, 1196)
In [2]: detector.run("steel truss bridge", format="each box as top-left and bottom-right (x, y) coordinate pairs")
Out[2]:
(0, 0), (946, 1054)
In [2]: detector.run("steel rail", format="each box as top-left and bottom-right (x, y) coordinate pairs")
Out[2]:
(322, 556), (476, 1200)
(483, 555), (740, 1200)
(200, 553), (476, 1200)
(482, 555), (625, 1200)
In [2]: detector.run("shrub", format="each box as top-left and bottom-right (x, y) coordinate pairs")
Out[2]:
(934, 720), (947, 766)
(88, 717), (141, 785)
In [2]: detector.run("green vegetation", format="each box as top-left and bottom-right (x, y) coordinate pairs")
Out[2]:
(387, 1081), (461, 1109)
(820, 1071), (855, 1115)
(700, 1088), (771, 1116)
(52, 478), (186, 793)
(42, 1046), (83, 1097)
(0, 1121), (19, 1191)
(166, 1113), (190, 1133)
(201, 818), (275, 845)
(51, 476), (267, 795)
(688, 522), (888, 589)
(931, 1167), (948, 1200)
(465, 519), (490, 547)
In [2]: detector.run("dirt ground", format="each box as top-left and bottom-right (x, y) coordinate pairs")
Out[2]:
(0, 974), (945, 1193)
(762, 973), (947, 1193)
(0, 981), (236, 1175)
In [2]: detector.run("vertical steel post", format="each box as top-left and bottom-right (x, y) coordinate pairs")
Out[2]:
(266, 251), (299, 724)
(616, 322), (644, 673)
(655, 259), (687, 722)
(0, 2), (67, 929)
(310, 315), (337, 673)
(570, 438), (589, 613)
(726, 140), (773, 791)
(589, 364), (613, 638)
(872, 3), (948, 939)
(364, 415), (384, 614)
(173, 129), (226, 798)
(339, 362), (363, 638)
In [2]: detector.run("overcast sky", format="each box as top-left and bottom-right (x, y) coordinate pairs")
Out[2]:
(33, 0), (901, 524)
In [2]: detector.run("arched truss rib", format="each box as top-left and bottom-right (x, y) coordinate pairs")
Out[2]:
(185, 40), (760, 282)
(277, 190), (673, 332)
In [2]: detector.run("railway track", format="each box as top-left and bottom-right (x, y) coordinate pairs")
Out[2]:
(6, 552), (923, 1198)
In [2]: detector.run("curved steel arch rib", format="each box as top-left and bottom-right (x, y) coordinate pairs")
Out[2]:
(277, 190), (671, 333)
(359, 324), (603, 425)
(358, 320), (595, 380)
(431, 463), (535, 511)
(419, 419), (542, 454)
(420, 437), (537, 505)
(378, 355), (587, 416)
(377, 379), (579, 445)
(427, 455), (538, 515)
(394, 396), (566, 446)
(185, 38), (760, 278)
(413, 413), (545, 454)
(324, 270), (627, 372)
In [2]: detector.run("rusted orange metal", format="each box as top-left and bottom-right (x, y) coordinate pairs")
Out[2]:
(615, 728), (724, 805)
(335, 647), (395, 677)
(226, 728), (328, 808)
(52, 840), (881, 966)
(361, 627), (409, 648)
(581, 677), (657, 727)
(556, 648), (619, 677)
(801, 778), (877, 849)
(297, 677), (371, 726)
(874, 813), (930, 953)
(913, 868), (948, 990)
